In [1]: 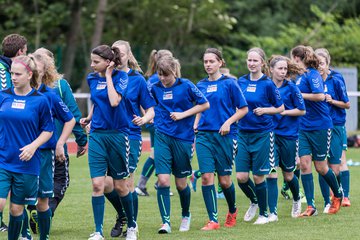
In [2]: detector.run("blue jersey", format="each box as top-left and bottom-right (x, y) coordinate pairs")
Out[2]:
(324, 70), (349, 126)
(295, 68), (333, 130)
(237, 74), (283, 132)
(147, 73), (160, 88)
(196, 75), (247, 137)
(125, 69), (156, 140)
(87, 70), (130, 134)
(150, 78), (208, 142)
(0, 56), (12, 90)
(0, 88), (53, 175)
(274, 80), (305, 140)
(38, 84), (74, 149)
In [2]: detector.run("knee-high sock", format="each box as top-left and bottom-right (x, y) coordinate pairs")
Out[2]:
(21, 209), (31, 238)
(120, 193), (136, 228)
(255, 181), (268, 217)
(178, 185), (191, 217)
(267, 178), (278, 214)
(341, 170), (350, 197)
(132, 191), (138, 221)
(238, 179), (258, 204)
(322, 169), (342, 198)
(92, 196), (105, 235)
(202, 185), (218, 222)
(287, 175), (300, 201)
(222, 183), (236, 214)
(38, 208), (52, 240)
(8, 214), (23, 240)
(318, 174), (331, 205)
(104, 190), (125, 218)
(301, 173), (315, 208)
(157, 186), (171, 225)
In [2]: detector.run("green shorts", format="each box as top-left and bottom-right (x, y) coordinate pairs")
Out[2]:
(38, 149), (54, 198)
(299, 129), (331, 161)
(328, 126), (344, 164)
(275, 135), (298, 172)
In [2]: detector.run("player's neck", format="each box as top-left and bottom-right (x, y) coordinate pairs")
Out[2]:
(208, 72), (222, 81)
(14, 86), (32, 96)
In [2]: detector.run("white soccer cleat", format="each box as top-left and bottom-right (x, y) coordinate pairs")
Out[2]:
(88, 232), (104, 240)
(291, 199), (302, 218)
(268, 213), (278, 222)
(158, 223), (171, 234)
(244, 203), (258, 222)
(253, 215), (269, 225)
(179, 214), (191, 232)
(323, 203), (331, 214)
(126, 223), (139, 240)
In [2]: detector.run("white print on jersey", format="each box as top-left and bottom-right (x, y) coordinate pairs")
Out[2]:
(324, 85), (328, 93)
(296, 77), (302, 85)
(312, 78), (321, 89)
(246, 84), (256, 93)
(163, 91), (173, 100)
(96, 82), (106, 90)
(206, 84), (218, 93)
(11, 99), (25, 109)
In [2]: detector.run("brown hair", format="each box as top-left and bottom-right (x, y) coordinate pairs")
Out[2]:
(314, 48), (331, 66)
(31, 52), (63, 87)
(268, 55), (305, 79)
(291, 45), (319, 69)
(156, 55), (181, 78)
(204, 48), (226, 67)
(145, 49), (173, 78)
(92, 45), (122, 67)
(112, 40), (142, 73)
(247, 47), (270, 76)
(2, 34), (27, 58)
(12, 55), (39, 88)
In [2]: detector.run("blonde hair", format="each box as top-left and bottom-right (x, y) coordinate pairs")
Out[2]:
(291, 45), (319, 69)
(34, 47), (54, 59)
(314, 48), (331, 65)
(12, 55), (39, 88)
(145, 49), (173, 78)
(31, 52), (63, 87)
(112, 40), (142, 73)
(247, 47), (270, 76)
(156, 55), (181, 78)
(268, 55), (305, 79)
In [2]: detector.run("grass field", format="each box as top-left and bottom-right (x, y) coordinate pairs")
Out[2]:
(1, 149), (360, 240)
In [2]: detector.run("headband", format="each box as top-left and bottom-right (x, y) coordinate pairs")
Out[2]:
(13, 60), (32, 73)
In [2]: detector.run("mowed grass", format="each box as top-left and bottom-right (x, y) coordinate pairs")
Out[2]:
(1, 149), (360, 239)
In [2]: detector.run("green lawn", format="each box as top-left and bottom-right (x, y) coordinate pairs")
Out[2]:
(2, 149), (360, 239)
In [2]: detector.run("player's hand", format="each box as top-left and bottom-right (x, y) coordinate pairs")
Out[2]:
(105, 61), (115, 78)
(219, 121), (230, 136)
(325, 94), (333, 104)
(77, 145), (87, 158)
(253, 107), (266, 116)
(170, 112), (185, 121)
(80, 118), (90, 128)
(19, 144), (37, 161)
(55, 144), (66, 162)
(85, 123), (91, 134)
(132, 115), (145, 126)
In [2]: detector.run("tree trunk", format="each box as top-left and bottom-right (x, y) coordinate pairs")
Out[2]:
(63, 0), (83, 83)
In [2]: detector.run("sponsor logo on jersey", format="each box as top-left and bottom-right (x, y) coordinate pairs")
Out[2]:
(163, 91), (173, 100)
(96, 81), (107, 90)
(246, 84), (256, 92)
(206, 84), (218, 93)
(11, 99), (25, 109)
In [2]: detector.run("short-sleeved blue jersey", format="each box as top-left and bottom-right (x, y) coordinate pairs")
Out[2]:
(273, 80), (305, 140)
(150, 78), (208, 142)
(237, 74), (283, 132)
(0, 88), (53, 175)
(125, 69), (156, 140)
(196, 75), (247, 137)
(295, 68), (333, 130)
(87, 70), (130, 134)
(324, 70), (349, 126)
(38, 84), (74, 149)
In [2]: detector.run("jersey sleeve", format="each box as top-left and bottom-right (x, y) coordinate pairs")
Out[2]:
(334, 78), (349, 103)
(113, 70), (128, 96)
(58, 79), (82, 122)
(291, 84), (306, 110)
(187, 81), (208, 105)
(38, 97), (54, 133)
(309, 71), (324, 94)
(138, 76), (156, 110)
(267, 81), (283, 108)
(230, 81), (247, 109)
(51, 93), (74, 123)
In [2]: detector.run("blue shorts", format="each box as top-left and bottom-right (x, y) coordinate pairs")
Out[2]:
(196, 131), (236, 176)
(328, 126), (344, 164)
(342, 126), (347, 151)
(88, 130), (130, 179)
(154, 131), (193, 178)
(275, 135), (298, 172)
(235, 131), (275, 175)
(38, 149), (54, 198)
(299, 129), (331, 161)
(0, 168), (38, 205)
(129, 139), (142, 173)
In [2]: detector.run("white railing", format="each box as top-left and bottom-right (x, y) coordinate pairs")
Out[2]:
(73, 93), (91, 114)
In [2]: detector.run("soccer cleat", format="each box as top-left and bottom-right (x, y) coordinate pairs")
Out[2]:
(19, 238), (33, 240)
(281, 188), (292, 200)
(328, 197), (342, 214)
(299, 206), (318, 217)
(158, 223), (171, 234)
(170, 191), (174, 196)
(323, 203), (331, 214)
(0, 221), (8, 232)
(217, 192), (225, 199)
(299, 188), (307, 203)
(189, 171), (198, 192)
(253, 215), (269, 225)
(243, 203), (258, 222)
(135, 186), (149, 196)
(291, 199), (302, 218)
(126, 223), (138, 240)
(201, 221), (220, 231)
(268, 213), (278, 222)
(110, 215), (127, 237)
(342, 197), (351, 207)
(29, 210), (39, 234)
(88, 232), (104, 240)
(76, 145), (87, 158)
(179, 214), (191, 232)
(224, 209), (238, 228)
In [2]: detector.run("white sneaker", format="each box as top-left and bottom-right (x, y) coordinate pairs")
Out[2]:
(126, 223), (138, 240)
(88, 232), (104, 240)
(268, 213), (278, 222)
(291, 199), (302, 218)
(19, 237), (33, 240)
(179, 214), (191, 232)
(253, 215), (269, 225)
(244, 203), (258, 222)
(323, 203), (331, 214)
(158, 223), (171, 234)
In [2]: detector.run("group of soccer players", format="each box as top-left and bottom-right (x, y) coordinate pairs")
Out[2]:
(0, 33), (352, 240)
